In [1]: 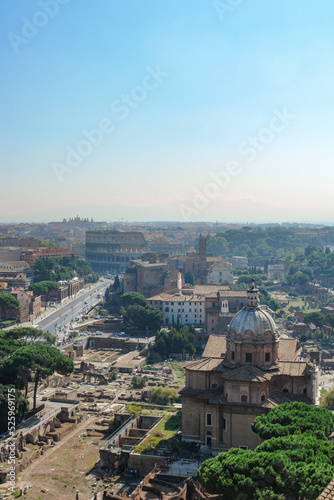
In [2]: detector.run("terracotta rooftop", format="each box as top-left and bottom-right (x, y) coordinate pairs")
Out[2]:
(217, 290), (248, 298)
(202, 336), (301, 363)
(317, 478), (334, 499)
(202, 335), (226, 358)
(278, 338), (300, 361)
(220, 364), (273, 383)
(0, 261), (29, 267)
(192, 285), (230, 294)
(268, 391), (311, 405)
(185, 357), (224, 372)
(147, 292), (205, 302)
(277, 361), (311, 377)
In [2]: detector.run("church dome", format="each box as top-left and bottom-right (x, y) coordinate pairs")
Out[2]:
(229, 279), (279, 340)
(229, 306), (278, 337)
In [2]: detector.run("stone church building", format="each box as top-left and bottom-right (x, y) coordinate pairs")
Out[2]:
(181, 280), (319, 452)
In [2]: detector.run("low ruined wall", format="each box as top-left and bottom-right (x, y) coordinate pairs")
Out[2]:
(128, 429), (147, 438)
(127, 453), (167, 475)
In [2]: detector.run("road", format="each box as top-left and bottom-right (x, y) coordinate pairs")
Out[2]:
(35, 279), (111, 337)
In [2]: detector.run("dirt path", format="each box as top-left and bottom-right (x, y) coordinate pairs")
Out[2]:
(15, 412), (104, 500)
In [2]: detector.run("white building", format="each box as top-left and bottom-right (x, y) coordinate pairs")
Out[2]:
(207, 260), (233, 284)
(147, 291), (205, 326)
(0, 261), (30, 271)
(230, 256), (248, 269)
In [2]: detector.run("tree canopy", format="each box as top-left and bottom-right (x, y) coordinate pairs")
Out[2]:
(197, 403), (334, 499)
(121, 304), (163, 332)
(29, 280), (59, 297)
(149, 386), (178, 405)
(303, 311), (325, 328)
(33, 256), (98, 284)
(4, 344), (74, 409)
(251, 401), (334, 441)
(0, 293), (20, 321)
(150, 326), (196, 359)
(320, 387), (334, 410)
(112, 275), (120, 291)
(121, 292), (146, 307)
(0, 325), (74, 431)
(0, 384), (29, 434)
(3, 327), (56, 345)
(184, 271), (195, 286)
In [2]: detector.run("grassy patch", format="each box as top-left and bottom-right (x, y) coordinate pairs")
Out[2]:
(171, 362), (186, 385)
(135, 413), (181, 453)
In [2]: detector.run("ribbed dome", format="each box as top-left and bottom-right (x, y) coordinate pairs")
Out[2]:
(228, 278), (279, 339)
(229, 307), (278, 337)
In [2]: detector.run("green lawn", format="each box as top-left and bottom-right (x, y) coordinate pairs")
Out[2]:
(135, 412), (181, 453)
(271, 292), (320, 314)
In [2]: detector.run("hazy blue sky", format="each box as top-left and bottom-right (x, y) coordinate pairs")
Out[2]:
(1, 1), (334, 222)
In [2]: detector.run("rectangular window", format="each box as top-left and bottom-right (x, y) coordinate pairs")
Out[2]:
(245, 353), (252, 363)
(222, 418), (227, 432)
(239, 445), (248, 450)
(206, 413), (212, 426)
(265, 352), (270, 362)
(241, 395), (248, 402)
(231, 351), (235, 361)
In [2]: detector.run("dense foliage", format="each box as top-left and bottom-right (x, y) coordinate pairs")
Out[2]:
(251, 402), (334, 441)
(121, 304), (163, 332)
(3, 344), (74, 409)
(0, 384), (29, 434)
(197, 437), (334, 500)
(184, 271), (195, 285)
(149, 386), (178, 405)
(3, 327), (56, 345)
(131, 375), (146, 388)
(0, 328), (74, 424)
(112, 275), (120, 291)
(29, 280), (60, 308)
(0, 293), (20, 321)
(121, 292), (146, 307)
(150, 325), (196, 359)
(205, 227), (305, 267)
(197, 403), (334, 499)
(320, 387), (334, 410)
(33, 256), (99, 283)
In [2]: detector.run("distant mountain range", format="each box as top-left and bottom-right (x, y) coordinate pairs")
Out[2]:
(0, 199), (333, 225)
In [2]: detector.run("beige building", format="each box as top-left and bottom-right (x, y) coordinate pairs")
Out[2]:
(147, 285), (247, 330)
(123, 253), (179, 298)
(207, 260), (233, 284)
(181, 280), (319, 453)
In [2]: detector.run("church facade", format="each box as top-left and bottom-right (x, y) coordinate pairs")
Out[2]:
(181, 280), (319, 452)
